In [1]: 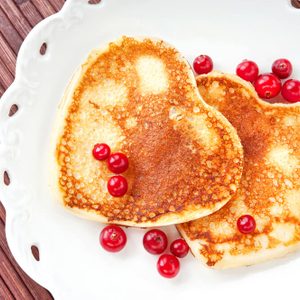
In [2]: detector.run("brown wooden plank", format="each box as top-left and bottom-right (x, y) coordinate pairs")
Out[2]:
(0, 247), (34, 300)
(0, 8), (23, 54)
(0, 275), (15, 300)
(31, 0), (56, 18)
(49, 0), (64, 12)
(0, 0), (32, 40)
(0, 32), (16, 77)
(0, 56), (14, 90)
(17, 1), (43, 28)
(0, 83), (5, 97)
(0, 203), (5, 224)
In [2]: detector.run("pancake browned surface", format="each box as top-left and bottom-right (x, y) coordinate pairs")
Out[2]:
(178, 72), (300, 268)
(54, 37), (243, 227)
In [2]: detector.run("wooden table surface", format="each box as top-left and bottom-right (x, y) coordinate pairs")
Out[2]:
(0, 1), (64, 299)
(0, 0), (300, 299)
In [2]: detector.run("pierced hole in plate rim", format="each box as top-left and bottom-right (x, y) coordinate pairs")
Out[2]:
(8, 104), (18, 117)
(40, 42), (47, 55)
(3, 171), (10, 186)
(291, 0), (300, 8)
(31, 245), (40, 261)
(88, 0), (101, 4)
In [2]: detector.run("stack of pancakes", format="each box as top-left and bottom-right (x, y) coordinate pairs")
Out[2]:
(54, 37), (300, 268)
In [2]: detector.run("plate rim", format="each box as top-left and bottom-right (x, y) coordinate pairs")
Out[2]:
(0, 0), (96, 297)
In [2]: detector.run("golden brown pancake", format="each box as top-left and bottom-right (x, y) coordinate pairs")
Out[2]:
(178, 72), (300, 268)
(54, 37), (243, 227)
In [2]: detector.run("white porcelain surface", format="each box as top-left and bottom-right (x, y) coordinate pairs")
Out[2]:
(0, 0), (299, 299)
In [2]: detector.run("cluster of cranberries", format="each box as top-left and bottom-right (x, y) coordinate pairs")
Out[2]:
(193, 55), (300, 103)
(237, 58), (300, 102)
(143, 229), (189, 278)
(92, 143), (129, 197)
(99, 226), (189, 279)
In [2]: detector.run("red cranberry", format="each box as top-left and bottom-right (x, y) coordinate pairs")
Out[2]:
(143, 229), (168, 255)
(237, 215), (256, 234)
(193, 55), (213, 75)
(253, 73), (281, 99)
(100, 225), (127, 252)
(107, 175), (128, 197)
(170, 238), (189, 258)
(157, 254), (180, 278)
(281, 79), (300, 103)
(107, 152), (129, 174)
(272, 58), (293, 79)
(92, 143), (110, 160)
(236, 60), (259, 82)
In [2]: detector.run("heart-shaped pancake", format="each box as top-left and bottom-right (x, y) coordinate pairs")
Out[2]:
(178, 72), (300, 267)
(54, 38), (243, 227)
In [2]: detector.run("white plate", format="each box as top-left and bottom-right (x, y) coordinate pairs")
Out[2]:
(1, 0), (300, 299)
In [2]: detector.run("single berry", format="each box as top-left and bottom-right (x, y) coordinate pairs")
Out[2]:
(157, 254), (180, 278)
(170, 238), (189, 258)
(107, 175), (128, 197)
(193, 55), (213, 75)
(100, 225), (127, 252)
(92, 143), (110, 160)
(253, 73), (281, 99)
(107, 152), (129, 174)
(236, 60), (259, 82)
(143, 229), (168, 255)
(281, 79), (300, 103)
(272, 58), (292, 79)
(237, 215), (256, 234)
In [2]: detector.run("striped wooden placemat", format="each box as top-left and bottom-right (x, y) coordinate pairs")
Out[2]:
(0, 1), (64, 298)
(0, 1), (299, 299)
